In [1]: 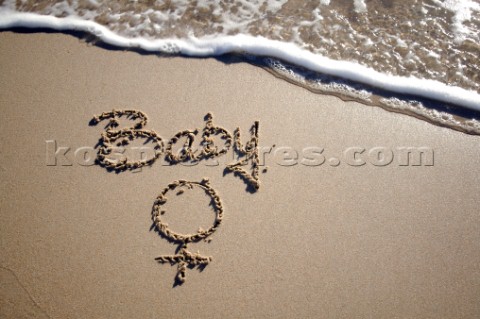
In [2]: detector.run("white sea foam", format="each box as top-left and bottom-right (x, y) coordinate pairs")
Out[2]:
(1, 10), (479, 113)
(353, 0), (367, 14)
(3, 1), (480, 93)
(381, 97), (480, 133)
(433, 0), (480, 43)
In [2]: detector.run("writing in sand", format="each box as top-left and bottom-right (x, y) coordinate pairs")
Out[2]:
(90, 110), (262, 285)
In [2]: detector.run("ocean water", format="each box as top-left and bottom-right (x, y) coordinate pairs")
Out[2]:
(1, 0), (480, 134)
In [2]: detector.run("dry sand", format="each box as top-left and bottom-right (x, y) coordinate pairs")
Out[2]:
(1, 31), (479, 318)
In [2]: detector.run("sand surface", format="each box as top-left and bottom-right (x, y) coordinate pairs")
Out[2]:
(1, 32), (479, 318)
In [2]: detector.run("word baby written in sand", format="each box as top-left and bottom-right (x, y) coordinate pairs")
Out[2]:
(90, 109), (261, 284)
(90, 109), (261, 190)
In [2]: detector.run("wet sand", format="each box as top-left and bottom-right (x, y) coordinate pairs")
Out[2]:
(0, 31), (479, 318)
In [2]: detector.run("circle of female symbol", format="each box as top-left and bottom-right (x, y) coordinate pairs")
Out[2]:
(152, 178), (224, 285)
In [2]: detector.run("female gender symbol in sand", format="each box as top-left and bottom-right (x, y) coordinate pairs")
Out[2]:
(152, 178), (224, 285)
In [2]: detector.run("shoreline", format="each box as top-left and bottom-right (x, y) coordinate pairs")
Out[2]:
(1, 11), (480, 111)
(3, 26), (480, 136)
(1, 31), (480, 318)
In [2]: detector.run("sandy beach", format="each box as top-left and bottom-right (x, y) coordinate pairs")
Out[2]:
(1, 31), (479, 318)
